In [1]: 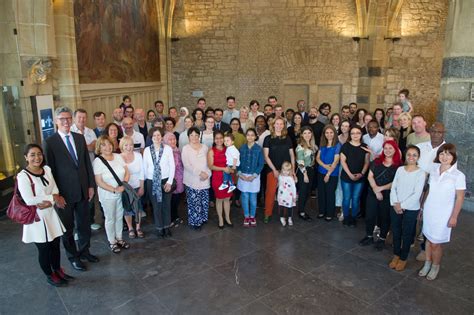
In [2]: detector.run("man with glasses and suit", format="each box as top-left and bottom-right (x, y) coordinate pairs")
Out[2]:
(43, 106), (98, 271)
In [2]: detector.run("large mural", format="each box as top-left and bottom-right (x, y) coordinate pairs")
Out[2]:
(74, 0), (161, 83)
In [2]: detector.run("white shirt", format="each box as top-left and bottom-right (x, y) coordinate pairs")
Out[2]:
(363, 133), (384, 161)
(125, 130), (145, 152)
(257, 130), (270, 148)
(249, 111), (264, 123)
(58, 130), (78, 159)
(71, 124), (97, 162)
(123, 152), (144, 189)
(93, 154), (126, 200)
(222, 109), (240, 124)
(416, 141), (445, 173)
(179, 131), (189, 151)
(143, 145), (176, 184)
(225, 145), (240, 167)
(390, 167), (426, 210)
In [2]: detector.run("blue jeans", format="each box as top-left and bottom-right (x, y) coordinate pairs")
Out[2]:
(341, 180), (364, 218)
(241, 192), (257, 217)
(223, 171), (234, 186)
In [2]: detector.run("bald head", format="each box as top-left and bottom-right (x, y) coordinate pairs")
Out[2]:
(429, 122), (445, 147)
(122, 117), (134, 135)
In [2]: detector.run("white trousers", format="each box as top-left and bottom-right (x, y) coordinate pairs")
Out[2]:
(99, 197), (124, 243)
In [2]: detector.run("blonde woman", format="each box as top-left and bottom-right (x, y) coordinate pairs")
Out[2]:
(120, 136), (145, 238)
(239, 105), (254, 133)
(263, 117), (295, 223)
(398, 112), (412, 153)
(93, 136), (130, 253)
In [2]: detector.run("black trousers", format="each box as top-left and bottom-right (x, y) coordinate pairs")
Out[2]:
(359, 178), (369, 217)
(258, 165), (270, 204)
(35, 237), (61, 276)
(365, 191), (391, 238)
(56, 199), (91, 261)
(297, 166), (314, 214)
(391, 208), (419, 260)
(317, 172), (338, 218)
(147, 180), (172, 231)
(170, 193), (182, 222)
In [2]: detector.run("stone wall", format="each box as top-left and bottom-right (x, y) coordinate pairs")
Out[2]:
(385, 0), (449, 123)
(171, 0), (449, 119)
(171, 0), (360, 110)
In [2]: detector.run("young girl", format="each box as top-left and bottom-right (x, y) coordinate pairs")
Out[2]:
(277, 161), (297, 227)
(398, 89), (413, 113)
(219, 134), (240, 193)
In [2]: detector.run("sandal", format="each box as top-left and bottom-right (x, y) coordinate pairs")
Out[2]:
(128, 229), (136, 239)
(109, 243), (121, 253)
(117, 240), (130, 249)
(136, 229), (145, 238)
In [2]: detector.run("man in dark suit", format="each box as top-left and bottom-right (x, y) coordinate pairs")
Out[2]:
(213, 108), (230, 133)
(43, 106), (98, 271)
(297, 100), (310, 124)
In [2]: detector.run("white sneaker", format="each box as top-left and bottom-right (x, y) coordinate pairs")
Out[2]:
(90, 223), (101, 230)
(338, 213), (344, 222)
(288, 217), (293, 226)
(218, 183), (229, 190)
(280, 217), (287, 227)
(227, 185), (236, 193)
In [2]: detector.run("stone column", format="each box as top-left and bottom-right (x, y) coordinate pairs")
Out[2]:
(53, 0), (82, 109)
(439, 0), (474, 209)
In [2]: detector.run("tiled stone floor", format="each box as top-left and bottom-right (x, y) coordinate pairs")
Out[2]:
(1, 200), (473, 314)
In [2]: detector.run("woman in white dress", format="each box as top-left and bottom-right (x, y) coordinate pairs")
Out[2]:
(419, 143), (466, 280)
(18, 144), (70, 287)
(200, 116), (215, 148)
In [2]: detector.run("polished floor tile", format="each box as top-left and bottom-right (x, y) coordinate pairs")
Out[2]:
(1, 209), (473, 314)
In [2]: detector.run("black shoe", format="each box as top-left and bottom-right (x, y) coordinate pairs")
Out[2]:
(218, 224), (224, 229)
(343, 217), (349, 226)
(299, 213), (313, 222)
(166, 228), (172, 237)
(159, 229), (166, 238)
(47, 273), (67, 287)
(55, 268), (75, 281)
(80, 252), (99, 263)
(359, 236), (374, 246)
(70, 259), (86, 271)
(224, 221), (234, 228)
(374, 239), (385, 251)
(349, 217), (357, 227)
(317, 214), (325, 219)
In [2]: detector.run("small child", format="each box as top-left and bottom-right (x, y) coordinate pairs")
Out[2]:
(277, 161), (297, 227)
(219, 134), (240, 193)
(398, 89), (413, 113)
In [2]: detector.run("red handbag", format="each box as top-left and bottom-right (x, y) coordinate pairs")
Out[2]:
(7, 173), (40, 225)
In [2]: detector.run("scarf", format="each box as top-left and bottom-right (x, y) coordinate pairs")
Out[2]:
(150, 144), (164, 203)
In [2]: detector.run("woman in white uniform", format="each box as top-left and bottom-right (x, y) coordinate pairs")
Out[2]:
(18, 144), (70, 287)
(419, 143), (466, 280)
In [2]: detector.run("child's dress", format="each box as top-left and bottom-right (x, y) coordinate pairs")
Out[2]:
(277, 175), (297, 207)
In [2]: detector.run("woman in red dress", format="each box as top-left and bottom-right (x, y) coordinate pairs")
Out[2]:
(208, 131), (234, 228)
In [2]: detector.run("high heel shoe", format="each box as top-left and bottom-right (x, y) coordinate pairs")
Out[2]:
(224, 221), (233, 228)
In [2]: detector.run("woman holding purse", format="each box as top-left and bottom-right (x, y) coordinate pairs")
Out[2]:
(17, 144), (70, 286)
(93, 136), (130, 253)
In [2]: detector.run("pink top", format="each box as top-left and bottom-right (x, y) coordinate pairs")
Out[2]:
(171, 148), (184, 194)
(181, 144), (211, 190)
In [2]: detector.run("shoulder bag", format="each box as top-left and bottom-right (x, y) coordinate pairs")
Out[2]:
(98, 156), (132, 210)
(7, 172), (40, 225)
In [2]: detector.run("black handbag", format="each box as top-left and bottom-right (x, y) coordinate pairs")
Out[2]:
(98, 156), (132, 210)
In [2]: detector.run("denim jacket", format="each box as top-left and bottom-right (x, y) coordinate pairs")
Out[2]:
(238, 143), (264, 177)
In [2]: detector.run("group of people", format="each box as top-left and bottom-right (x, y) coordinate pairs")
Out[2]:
(17, 90), (465, 287)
